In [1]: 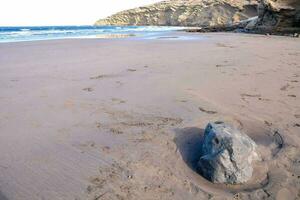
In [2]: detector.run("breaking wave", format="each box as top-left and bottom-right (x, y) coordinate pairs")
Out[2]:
(0, 26), (185, 43)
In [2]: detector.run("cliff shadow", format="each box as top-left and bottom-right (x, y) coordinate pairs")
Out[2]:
(0, 191), (8, 200)
(174, 127), (204, 173)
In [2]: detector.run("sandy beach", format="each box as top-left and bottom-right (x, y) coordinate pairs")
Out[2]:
(0, 33), (299, 200)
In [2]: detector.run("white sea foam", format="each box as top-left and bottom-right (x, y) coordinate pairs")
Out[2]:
(0, 26), (186, 43)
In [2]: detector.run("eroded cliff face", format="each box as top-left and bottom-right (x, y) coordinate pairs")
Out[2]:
(253, 0), (300, 33)
(95, 0), (258, 27)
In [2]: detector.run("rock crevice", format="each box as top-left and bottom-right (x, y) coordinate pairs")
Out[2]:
(250, 0), (300, 33)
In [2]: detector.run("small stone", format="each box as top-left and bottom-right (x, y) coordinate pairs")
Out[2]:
(127, 175), (133, 179)
(197, 121), (260, 184)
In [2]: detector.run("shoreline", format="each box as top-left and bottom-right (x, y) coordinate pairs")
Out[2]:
(1, 31), (299, 45)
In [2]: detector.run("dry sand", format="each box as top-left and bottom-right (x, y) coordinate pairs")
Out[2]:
(0, 33), (299, 200)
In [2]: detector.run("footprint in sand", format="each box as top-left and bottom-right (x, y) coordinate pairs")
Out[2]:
(83, 87), (93, 92)
(115, 81), (124, 87)
(85, 141), (96, 148)
(258, 97), (271, 102)
(264, 120), (273, 127)
(240, 93), (262, 103)
(109, 128), (124, 135)
(198, 106), (217, 114)
(127, 68), (137, 72)
(111, 98), (126, 104)
(241, 93), (262, 98)
(0, 165), (8, 170)
(216, 61), (233, 68)
(86, 161), (134, 199)
(288, 94), (297, 98)
(280, 84), (290, 91)
(241, 73), (249, 76)
(216, 43), (235, 48)
(216, 64), (231, 68)
(95, 122), (102, 129)
(90, 74), (116, 80)
(100, 146), (111, 153)
(73, 141), (97, 154)
(294, 114), (300, 119)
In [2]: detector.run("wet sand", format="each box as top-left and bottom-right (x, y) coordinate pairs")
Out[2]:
(0, 33), (299, 200)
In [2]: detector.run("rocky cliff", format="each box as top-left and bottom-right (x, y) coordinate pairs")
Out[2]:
(95, 0), (258, 27)
(246, 0), (300, 33)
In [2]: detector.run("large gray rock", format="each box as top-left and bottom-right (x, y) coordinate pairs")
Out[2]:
(198, 121), (260, 184)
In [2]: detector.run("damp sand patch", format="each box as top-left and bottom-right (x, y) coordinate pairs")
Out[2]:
(95, 34), (136, 39)
(74, 34), (137, 39)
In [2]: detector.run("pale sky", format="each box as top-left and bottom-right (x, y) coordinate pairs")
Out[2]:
(0, 0), (162, 26)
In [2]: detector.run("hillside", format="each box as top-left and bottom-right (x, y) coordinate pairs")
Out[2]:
(95, 0), (258, 27)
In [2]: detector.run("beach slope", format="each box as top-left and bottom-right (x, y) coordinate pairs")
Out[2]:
(0, 33), (299, 199)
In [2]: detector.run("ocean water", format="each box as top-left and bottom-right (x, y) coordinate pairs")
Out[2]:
(0, 26), (185, 43)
